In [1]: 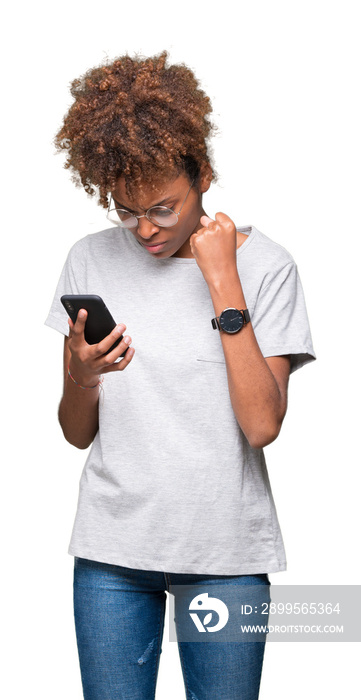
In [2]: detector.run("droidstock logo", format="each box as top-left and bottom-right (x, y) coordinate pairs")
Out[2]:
(189, 593), (229, 633)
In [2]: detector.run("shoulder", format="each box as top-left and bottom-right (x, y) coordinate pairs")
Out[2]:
(67, 227), (122, 254)
(237, 225), (298, 289)
(235, 225), (302, 309)
(250, 226), (296, 267)
(65, 227), (132, 268)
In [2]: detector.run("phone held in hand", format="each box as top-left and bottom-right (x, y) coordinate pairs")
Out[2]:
(60, 294), (127, 357)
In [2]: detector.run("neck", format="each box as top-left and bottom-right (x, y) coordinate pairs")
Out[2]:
(171, 207), (208, 258)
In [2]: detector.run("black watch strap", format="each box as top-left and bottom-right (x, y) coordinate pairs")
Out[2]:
(211, 308), (250, 330)
(241, 308), (250, 324)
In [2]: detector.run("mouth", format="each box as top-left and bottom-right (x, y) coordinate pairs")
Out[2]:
(141, 241), (167, 253)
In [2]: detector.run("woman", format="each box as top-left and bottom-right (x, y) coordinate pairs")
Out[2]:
(45, 51), (316, 700)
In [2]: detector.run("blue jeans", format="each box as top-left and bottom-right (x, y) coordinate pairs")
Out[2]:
(73, 556), (270, 700)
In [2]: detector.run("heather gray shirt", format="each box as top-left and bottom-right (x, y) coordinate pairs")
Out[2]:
(45, 224), (316, 575)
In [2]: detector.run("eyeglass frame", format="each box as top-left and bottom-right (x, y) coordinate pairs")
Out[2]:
(107, 179), (195, 228)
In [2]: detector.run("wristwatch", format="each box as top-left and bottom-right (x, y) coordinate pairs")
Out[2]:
(211, 307), (250, 334)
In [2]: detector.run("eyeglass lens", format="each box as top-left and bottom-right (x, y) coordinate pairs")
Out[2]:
(108, 179), (194, 228)
(108, 205), (178, 228)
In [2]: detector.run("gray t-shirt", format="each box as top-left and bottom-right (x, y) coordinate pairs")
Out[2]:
(45, 224), (316, 575)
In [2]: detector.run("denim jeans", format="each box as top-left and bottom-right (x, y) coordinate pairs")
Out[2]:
(73, 556), (270, 700)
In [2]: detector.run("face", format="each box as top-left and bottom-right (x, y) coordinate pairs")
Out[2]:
(110, 169), (212, 258)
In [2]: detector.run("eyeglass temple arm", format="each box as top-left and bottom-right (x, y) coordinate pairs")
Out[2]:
(175, 179), (195, 215)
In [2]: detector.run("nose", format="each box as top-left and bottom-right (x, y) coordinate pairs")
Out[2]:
(137, 216), (160, 240)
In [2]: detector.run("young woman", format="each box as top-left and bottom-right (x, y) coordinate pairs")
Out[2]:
(46, 51), (316, 700)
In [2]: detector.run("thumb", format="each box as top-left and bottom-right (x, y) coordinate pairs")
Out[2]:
(72, 308), (88, 335)
(77, 308), (87, 323)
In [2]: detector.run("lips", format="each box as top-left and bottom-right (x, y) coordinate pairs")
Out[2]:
(142, 241), (167, 252)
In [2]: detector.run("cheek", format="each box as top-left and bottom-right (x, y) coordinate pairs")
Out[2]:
(179, 213), (198, 237)
(168, 222), (186, 240)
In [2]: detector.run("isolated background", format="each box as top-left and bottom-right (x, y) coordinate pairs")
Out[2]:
(2, 0), (360, 698)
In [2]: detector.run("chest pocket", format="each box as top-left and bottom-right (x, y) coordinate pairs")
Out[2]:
(196, 320), (226, 364)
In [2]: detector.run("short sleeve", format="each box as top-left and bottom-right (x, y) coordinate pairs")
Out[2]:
(44, 238), (87, 337)
(251, 260), (316, 374)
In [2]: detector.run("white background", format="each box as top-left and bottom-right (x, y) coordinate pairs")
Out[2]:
(2, 0), (360, 698)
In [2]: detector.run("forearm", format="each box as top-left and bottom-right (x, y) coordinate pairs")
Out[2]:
(56, 313), (135, 449)
(58, 363), (100, 449)
(208, 272), (284, 449)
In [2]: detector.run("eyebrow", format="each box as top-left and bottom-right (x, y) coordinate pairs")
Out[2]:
(112, 194), (176, 211)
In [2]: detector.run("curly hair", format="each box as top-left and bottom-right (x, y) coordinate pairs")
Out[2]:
(54, 51), (217, 208)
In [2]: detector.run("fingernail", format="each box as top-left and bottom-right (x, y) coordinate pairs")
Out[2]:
(114, 324), (124, 335)
(123, 335), (131, 344)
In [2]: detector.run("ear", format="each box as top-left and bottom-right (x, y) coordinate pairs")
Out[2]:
(199, 162), (213, 194)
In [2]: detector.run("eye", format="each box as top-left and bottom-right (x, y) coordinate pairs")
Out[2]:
(150, 207), (173, 218)
(148, 206), (178, 226)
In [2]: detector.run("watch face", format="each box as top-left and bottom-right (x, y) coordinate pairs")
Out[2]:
(219, 308), (244, 333)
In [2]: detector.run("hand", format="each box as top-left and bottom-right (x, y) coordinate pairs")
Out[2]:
(67, 309), (135, 386)
(189, 212), (238, 286)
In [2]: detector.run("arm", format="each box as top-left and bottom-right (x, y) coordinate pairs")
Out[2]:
(58, 336), (100, 449)
(58, 310), (135, 449)
(190, 213), (291, 449)
(207, 272), (290, 448)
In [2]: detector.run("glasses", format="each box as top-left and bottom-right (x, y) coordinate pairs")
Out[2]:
(107, 180), (194, 228)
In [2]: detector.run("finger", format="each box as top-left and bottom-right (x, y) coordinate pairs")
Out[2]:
(214, 211), (233, 225)
(97, 331), (132, 366)
(94, 324), (127, 357)
(200, 215), (215, 227)
(102, 346), (135, 373)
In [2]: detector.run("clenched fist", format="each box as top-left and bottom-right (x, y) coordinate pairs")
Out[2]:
(190, 212), (238, 287)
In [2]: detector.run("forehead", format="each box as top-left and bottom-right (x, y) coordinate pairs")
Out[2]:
(112, 173), (189, 209)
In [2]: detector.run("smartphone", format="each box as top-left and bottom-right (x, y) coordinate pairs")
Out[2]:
(60, 294), (127, 357)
